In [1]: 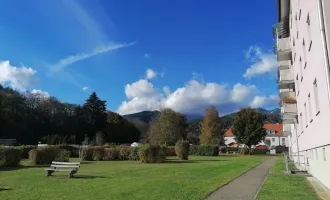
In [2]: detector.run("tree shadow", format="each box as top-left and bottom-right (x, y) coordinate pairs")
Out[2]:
(164, 160), (197, 164)
(0, 165), (47, 172)
(0, 187), (13, 192)
(80, 161), (95, 165)
(72, 175), (105, 179)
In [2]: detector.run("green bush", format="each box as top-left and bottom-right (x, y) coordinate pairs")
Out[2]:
(251, 148), (266, 155)
(198, 145), (218, 156)
(138, 145), (166, 163)
(128, 147), (140, 161)
(29, 147), (69, 165)
(238, 147), (250, 155)
(80, 147), (94, 161)
(227, 147), (239, 153)
(175, 140), (189, 160)
(92, 147), (105, 161)
(103, 148), (120, 160)
(16, 145), (36, 159)
(0, 147), (22, 167)
(58, 145), (79, 157)
(165, 146), (176, 156)
(119, 147), (131, 160)
(189, 145), (218, 156)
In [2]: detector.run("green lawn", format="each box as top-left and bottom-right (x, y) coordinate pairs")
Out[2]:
(257, 156), (320, 200)
(0, 156), (266, 200)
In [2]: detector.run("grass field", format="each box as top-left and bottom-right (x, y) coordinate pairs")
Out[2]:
(256, 156), (320, 200)
(0, 155), (266, 200)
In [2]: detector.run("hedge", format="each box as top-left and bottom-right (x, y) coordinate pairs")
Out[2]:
(165, 146), (176, 156)
(81, 146), (140, 161)
(0, 147), (22, 167)
(29, 147), (69, 165)
(175, 140), (189, 160)
(58, 145), (80, 158)
(251, 148), (266, 155)
(138, 145), (166, 163)
(238, 147), (250, 155)
(189, 145), (219, 156)
(103, 148), (120, 160)
(15, 145), (36, 159)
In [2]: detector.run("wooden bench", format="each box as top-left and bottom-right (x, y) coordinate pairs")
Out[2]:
(44, 162), (80, 178)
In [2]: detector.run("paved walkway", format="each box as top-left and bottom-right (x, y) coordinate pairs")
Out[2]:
(205, 156), (277, 200)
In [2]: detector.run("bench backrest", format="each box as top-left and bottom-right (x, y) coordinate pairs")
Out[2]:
(50, 162), (80, 169)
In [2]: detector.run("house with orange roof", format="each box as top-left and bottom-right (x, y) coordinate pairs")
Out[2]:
(224, 123), (288, 148)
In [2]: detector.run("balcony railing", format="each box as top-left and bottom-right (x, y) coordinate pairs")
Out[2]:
(279, 60), (291, 70)
(280, 91), (296, 101)
(278, 67), (294, 89)
(281, 101), (297, 114)
(282, 124), (291, 136)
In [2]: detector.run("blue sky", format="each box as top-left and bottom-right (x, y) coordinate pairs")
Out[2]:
(0, 0), (279, 115)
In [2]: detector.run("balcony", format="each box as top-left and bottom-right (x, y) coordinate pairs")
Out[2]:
(277, 37), (292, 61)
(278, 67), (294, 89)
(280, 91), (296, 101)
(282, 124), (291, 136)
(279, 60), (291, 70)
(281, 99), (298, 124)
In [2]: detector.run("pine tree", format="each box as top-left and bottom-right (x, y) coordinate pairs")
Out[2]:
(232, 108), (266, 151)
(200, 106), (223, 145)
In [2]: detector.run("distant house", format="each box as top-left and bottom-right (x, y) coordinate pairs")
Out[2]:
(224, 124), (288, 148)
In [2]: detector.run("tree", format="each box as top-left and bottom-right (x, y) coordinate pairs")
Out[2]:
(264, 139), (271, 149)
(95, 131), (105, 146)
(148, 108), (187, 146)
(200, 106), (223, 145)
(232, 108), (266, 151)
(83, 92), (107, 139)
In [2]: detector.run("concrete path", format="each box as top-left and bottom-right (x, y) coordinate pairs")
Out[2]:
(205, 156), (277, 200)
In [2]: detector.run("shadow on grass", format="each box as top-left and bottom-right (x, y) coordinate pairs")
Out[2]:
(73, 175), (105, 179)
(80, 161), (95, 165)
(165, 159), (229, 164)
(0, 187), (13, 192)
(0, 165), (47, 172)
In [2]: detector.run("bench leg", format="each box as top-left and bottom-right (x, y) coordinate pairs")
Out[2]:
(68, 172), (73, 178)
(46, 170), (54, 177)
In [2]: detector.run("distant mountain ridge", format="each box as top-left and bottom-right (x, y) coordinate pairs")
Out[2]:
(123, 108), (281, 124)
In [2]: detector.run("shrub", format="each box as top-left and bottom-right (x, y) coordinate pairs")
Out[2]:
(29, 147), (69, 165)
(103, 148), (120, 160)
(0, 147), (22, 167)
(238, 147), (250, 155)
(273, 145), (288, 153)
(138, 145), (166, 163)
(165, 146), (176, 156)
(198, 145), (218, 156)
(92, 147), (105, 161)
(189, 145), (199, 155)
(227, 147), (239, 153)
(16, 145), (36, 159)
(119, 147), (131, 160)
(80, 147), (94, 161)
(58, 145), (79, 158)
(175, 140), (189, 160)
(251, 148), (266, 155)
(128, 147), (140, 161)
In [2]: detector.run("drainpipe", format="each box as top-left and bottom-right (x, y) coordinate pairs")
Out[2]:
(294, 122), (301, 166)
(317, 0), (330, 106)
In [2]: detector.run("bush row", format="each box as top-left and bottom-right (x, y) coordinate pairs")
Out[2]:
(175, 140), (189, 160)
(0, 147), (22, 167)
(15, 145), (37, 159)
(29, 147), (70, 165)
(189, 145), (219, 156)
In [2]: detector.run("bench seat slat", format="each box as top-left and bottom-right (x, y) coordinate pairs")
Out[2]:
(52, 162), (80, 165)
(50, 165), (79, 168)
(44, 168), (76, 172)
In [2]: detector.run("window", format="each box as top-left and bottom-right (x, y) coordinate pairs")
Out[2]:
(306, 13), (312, 51)
(303, 39), (307, 68)
(299, 113), (304, 133)
(272, 138), (275, 142)
(282, 138), (285, 145)
(300, 57), (303, 81)
(323, 148), (326, 161)
(296, 74), (300, 95)
(308, 93), (313, 122)
(299, 9), (301, 20)
(304, 103), (308, 127)
(313, 79), (320, 115)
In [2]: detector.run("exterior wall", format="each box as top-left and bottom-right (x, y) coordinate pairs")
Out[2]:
(284, 0), (330, 190)
(224, 136), (288, 147)
(224, 137), (236, 145)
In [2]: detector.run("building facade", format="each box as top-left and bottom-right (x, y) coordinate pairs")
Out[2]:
(275, 0), (330, 190)
(224, 124), (288, 148)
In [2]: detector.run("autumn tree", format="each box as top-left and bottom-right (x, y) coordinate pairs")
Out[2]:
(148, 108), (188, 146)
(200, 106), (223, 145)
(232, 108), (266, 150)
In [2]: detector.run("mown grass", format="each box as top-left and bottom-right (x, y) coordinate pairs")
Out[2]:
(0, 155), (266, 200)
(257, 156), (320, 200)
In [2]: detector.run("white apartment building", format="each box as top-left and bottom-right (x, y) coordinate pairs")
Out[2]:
(275, 0), (330, 190)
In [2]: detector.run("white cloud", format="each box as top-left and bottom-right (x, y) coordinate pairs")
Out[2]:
(250, 95), (279, 108)
(145, 68), (157, 80)
(0, 61), (38, 91)
(243, 46), (277, 79)
(117, 77), (278, 115)
(163, 86), (171, 96)
(50, 42), (135, 72)
(82, 87), (89, 91)
(144, 54), (150, 58)
(31, 89), (50, 98)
